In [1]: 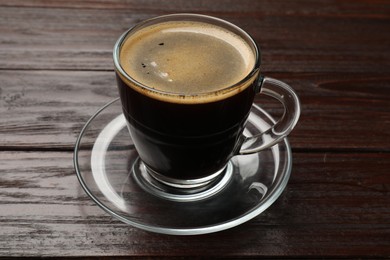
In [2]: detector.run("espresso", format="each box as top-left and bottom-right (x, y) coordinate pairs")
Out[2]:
(119, 21), (255, 102)
(116, 19), (259, 180)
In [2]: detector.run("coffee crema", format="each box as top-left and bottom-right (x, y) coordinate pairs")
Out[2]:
(119, 21), (256, 103)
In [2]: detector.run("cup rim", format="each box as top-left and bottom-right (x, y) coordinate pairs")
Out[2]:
(113, 13), (261, 99)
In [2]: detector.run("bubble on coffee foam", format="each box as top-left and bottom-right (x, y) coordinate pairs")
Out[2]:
(148, 60), (173, 82)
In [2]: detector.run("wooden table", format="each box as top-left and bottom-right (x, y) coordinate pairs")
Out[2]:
(1, 0), (389, 258)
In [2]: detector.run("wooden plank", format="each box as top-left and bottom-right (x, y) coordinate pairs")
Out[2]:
(262, 72), (390, 152)
(0, 4), (389, 72)
(0, 70), (116, 149)
(0, 151), (389, 257)
(0, 70), (389, 150)
(1, 0), (389, 16)
(0, 7), (148, 71)
(0, 1), (388, 258)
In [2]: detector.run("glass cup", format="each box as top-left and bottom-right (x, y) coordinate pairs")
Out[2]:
(113, 14), (300, 196)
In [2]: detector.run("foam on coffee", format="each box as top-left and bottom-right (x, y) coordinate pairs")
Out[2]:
(119, 20), (257, 103)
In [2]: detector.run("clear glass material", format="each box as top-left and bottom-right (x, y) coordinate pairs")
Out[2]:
(74, 99), (292, 235)
(74, 14), (300, 234)
(113, 14), (266, 188)
(239, 76), (301, 154)
(112, 13), (300, 189)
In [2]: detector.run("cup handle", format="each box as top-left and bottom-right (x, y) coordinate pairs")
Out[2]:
(238, 76), (301, 155)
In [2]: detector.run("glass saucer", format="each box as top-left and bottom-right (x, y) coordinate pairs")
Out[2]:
(74, 98), (292, 235)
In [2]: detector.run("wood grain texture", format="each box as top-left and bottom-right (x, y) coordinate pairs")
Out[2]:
(0, 70), (116, 149)
(0, 0), (389, 257)
(0, 2), (389, 73)
(1, 0), (389, 16)
(0, 151), (389, 257)
(1, 70), (389, 150)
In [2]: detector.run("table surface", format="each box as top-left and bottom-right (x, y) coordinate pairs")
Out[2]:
(1, 0), (389, 258)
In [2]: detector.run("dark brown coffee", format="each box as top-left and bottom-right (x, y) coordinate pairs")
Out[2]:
(116, 20), (258, 180)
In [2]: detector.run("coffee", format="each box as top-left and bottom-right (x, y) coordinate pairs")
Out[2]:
(116, 19), (259, 180)
(119, 21), (256, 103)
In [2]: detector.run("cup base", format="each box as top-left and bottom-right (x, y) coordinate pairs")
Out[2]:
(132, 158), (233, 202)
